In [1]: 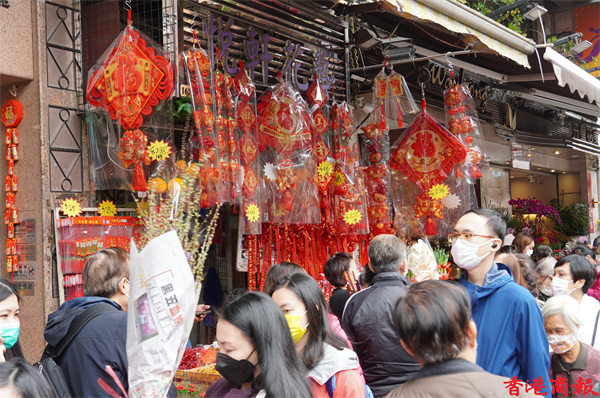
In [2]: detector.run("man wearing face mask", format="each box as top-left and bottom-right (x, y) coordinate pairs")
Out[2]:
(452, 209), (551, 397)
(44, 248), (178, 398)
(551, 255), (600, 349)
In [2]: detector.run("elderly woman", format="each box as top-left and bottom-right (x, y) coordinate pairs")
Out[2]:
(553, 255), (600, 349)
(542, 295), (600, 398)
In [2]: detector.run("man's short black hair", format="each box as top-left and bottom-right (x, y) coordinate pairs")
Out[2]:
(555, 254), (598, 294)
(394, 281), (472, 363)
(464, 209), (506, 242)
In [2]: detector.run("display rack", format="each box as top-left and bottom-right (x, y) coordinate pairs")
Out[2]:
(54, 207), (138, 304)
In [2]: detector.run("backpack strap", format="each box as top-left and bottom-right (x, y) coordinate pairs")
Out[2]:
(592, 309), (600, 347)
(47, 303), (118, 358)
(325, 374), (336, 398)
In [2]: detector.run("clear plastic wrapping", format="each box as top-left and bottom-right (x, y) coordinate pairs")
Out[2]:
(372, 66), (419, 129)
(307, 77), (334, 224)
(444, 78), (488, 182)
(180, 47), (222, 208)
(57, 216), (138, 301)
(235, 62), (264, 234)
(360, 119), (394, 236)
(257, 73), (320, 224)
(87, 25), (174, 192)
(389, 103), (468, 237)
(331, 101), (369, 235)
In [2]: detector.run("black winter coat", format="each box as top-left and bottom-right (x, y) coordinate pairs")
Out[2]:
(341, 272), (420, 398)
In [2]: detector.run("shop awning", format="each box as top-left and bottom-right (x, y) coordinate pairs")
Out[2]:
(543, 47), (600, 106)
(385, 0), (536, 68)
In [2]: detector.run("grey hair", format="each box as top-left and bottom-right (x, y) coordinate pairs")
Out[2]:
(542, 295), (582, 337)
(368, 234), (406, 273)
(536, 257), (557, 280)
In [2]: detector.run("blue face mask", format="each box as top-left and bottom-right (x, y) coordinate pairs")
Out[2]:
(1, 323), (20, 349)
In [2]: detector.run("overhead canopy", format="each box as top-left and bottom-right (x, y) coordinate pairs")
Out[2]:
(385, 0), (536, 68)
(544, 47), (600, 106)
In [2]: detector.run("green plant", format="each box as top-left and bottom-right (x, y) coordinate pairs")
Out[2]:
(550, 199), (590, 237)
(172, 96), (193, 123)
(467, 0), (528, 36)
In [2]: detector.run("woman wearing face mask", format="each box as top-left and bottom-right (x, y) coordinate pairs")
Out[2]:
(536, 257), (557, 303)
(552, 255), (600, 349)
(542, 295), (600, 397)
(514, 232), (534, 256)
(0, 279), (24, 362)
(205, 291), (311, 398)
(270, 273), (368, 398)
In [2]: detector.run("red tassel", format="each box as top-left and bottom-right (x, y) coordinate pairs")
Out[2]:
(469, 165), (483, 179)
(380, 103), (386, 129)
(131, 163), (147, 192)
(397, 103), (403, 128)
(424, 216), (438, 236)
(455, 167), (464, 179)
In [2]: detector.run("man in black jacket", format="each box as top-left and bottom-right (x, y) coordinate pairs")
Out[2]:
(341, 234), (420, 398)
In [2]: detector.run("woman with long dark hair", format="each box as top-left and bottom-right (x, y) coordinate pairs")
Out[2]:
(0, 279), (24, 361)
(205, 291), (311, 398)
(270, 273), (367, 398)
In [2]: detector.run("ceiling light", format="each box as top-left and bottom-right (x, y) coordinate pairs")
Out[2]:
(537, 168), (542, 170)
(555, 150), (560, 155)
(551, 169), (555, 172)
(524, 4), (548, 21)
(571, 41), (593, 54)
(505, 161), (510, 165)
(490, 167), (493, 170)
(562, 172), (566, 174)
(510, 176), (514, 179)
(527, 153), (532, 157)
(572, 155), (580, 158)
(531, 147), (536, 150)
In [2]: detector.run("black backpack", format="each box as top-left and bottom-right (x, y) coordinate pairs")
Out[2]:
(36, 303), (117, 398)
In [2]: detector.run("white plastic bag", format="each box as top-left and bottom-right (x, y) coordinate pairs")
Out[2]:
(127, 230), (200, 398)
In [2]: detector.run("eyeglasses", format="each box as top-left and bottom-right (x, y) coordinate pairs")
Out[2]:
(448, 232), (497, 244)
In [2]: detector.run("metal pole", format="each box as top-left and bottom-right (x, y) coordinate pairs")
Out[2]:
(348, 50), (477, 73)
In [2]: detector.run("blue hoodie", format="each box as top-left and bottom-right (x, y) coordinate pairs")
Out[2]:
(460, 263), (551, 398)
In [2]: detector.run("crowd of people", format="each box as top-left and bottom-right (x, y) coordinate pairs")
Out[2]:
(2, 208), (600, 397)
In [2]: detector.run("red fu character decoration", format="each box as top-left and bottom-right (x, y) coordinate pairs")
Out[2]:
(86, 22), (173, 192)
(390, 98), (467, 235)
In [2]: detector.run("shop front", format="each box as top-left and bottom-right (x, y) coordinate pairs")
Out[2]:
(1, 0), (600, 365)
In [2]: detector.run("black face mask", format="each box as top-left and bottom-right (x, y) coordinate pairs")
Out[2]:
(215, 351), (256, 389)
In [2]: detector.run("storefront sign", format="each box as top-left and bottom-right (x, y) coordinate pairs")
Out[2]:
(202, 15), (336, 95)
(12, 264), (36, 280)
(15, 219), (36, 262)
(429, 63), (488, 113)
(505, 104), (517, 130)
(13, 282), (34, 296)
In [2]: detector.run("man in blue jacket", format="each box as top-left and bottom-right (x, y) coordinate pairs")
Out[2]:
(451, 209), (551, 398)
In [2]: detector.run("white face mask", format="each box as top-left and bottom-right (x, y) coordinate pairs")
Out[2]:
(548, 333), (577, 354)
(551, 277), (576, 296)
(526, 249), (533, 257)
(451, 239), (494, 270)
